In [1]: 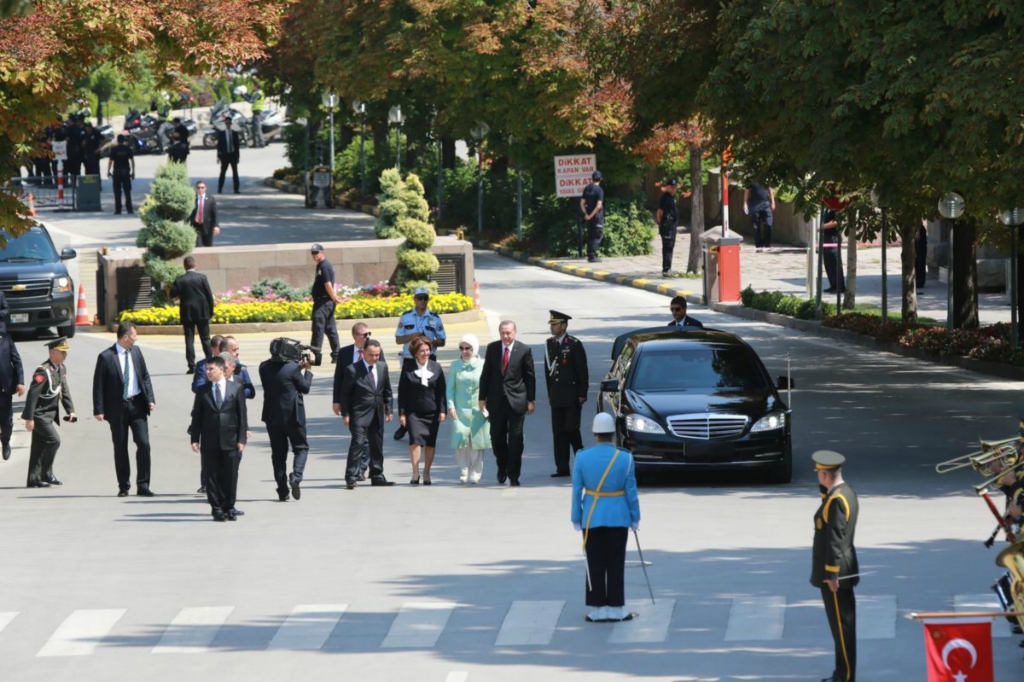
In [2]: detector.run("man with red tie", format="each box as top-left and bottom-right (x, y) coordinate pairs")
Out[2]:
(188, 181), (219, 247)
(479, 320), (536, 486)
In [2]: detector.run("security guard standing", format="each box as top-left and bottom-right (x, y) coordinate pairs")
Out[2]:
(395, 286), (447, 363)
(0, 327), (24, 461)
(22, 338), (76, 488)
(811, 450), (859, 682)
(545, 310), (588, 477)
(309, 244), (342, 365)
(106, 134), (135, 215)
(250, 84), (266, 148)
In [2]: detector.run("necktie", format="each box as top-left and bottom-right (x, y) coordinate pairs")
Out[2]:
(122, 350), (130, 400)
(502, 346), (510, 373)
(197, 195), (204, 224)
(357, 348), (363, 363)
(214, 382), (222, 408)
(368, 364), (376, 388)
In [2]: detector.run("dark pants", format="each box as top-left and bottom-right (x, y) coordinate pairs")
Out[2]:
(346, 414), (385, 483)
(0, 392), (12, 445)
(83, 157), (100, 178)
(26, 418), (59, 485)
(218, 156), (239, 193)
(33, 159), (52, 183)
(823, 240), (844, 290)
(310, 300), (340, 364)
(108, 396), (151, 492)
(584, 527), (628, 607)
(550, 402), (582, 474)
(112, 171), (133, 213)
(820, 586), (857, 682)
(660, 227), (677, 273)
(587, 220), (604, 261)
(490, 397), (525, 482)
(268, 422), (309, 494)
(195, 227), (213, 248)
(202, 448), (240, 514)
(751, 204), (773, 248)
(251, 112), (264, 147)
(182, 318), (212, 370)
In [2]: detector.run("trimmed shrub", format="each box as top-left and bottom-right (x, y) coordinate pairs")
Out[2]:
(600, 201), (656, 257)
(250, 277), (311, 302)
(398, 216), (436, 250)
(135, 162), (195, 304)
(397, 247), (439, 281)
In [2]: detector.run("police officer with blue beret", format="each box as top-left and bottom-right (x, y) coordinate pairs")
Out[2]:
(395, 287), (446, 363)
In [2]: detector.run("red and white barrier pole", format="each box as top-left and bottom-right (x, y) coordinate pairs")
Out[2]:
(56, 160), (65, 210)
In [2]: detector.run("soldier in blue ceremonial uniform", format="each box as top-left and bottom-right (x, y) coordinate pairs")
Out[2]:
(571, 413), (641, 623)
(545, 310), (588, 477)
(22, 338), (76, 488)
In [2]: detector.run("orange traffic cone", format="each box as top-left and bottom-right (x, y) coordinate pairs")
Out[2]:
(75, 285), (91, 326)
(473, 280), (481, 310)
(26, 193), (36, 218)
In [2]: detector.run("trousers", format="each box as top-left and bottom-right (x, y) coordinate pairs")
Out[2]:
(661, 227), (677, 273)
(218, 155), (240, 193)
(550, 402), (583, 473)
(202, 448), (240, 514)
(346, 415), (385, 483)
(820, 586), (857, 682)
(112, 171), (133, 212)
(823, 240), (845, 290)
(584, 527), (628, 607)
(267, 422), (309, 493)
(108, 395), (152, 491)
(587, 221), (604, 260)
(751, 204), (773, 248)
(0, 392), (12, 445)
(26, 418), (59, 485)
(490, 396), (525, 482)
(182, 319), (212, 370)
(310, 300), (340, 364)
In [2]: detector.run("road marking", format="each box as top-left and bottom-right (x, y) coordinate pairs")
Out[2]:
(724, 596), (785, 641)
(37, 609), (126, 657)
(495, 600), (564, 646)
(445, 673), (469, 682)
(858, 595), (897, 640)
(267, 604), (347, 650)
(954, 594), (1010, 638)
(0, 612), (18, 634)
(152, 606), (235, 653)
(608, 599), (676, 644)
(381, 602), (457, 648)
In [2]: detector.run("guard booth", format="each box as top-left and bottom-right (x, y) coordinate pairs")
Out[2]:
(702, 232), (743, 304)
(306, 165), (333, 208)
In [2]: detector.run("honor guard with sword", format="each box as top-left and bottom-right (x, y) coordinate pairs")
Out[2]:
(811, 450), (859, 682)
(22, 338), (76, 488)
(545, 310), (588, 477)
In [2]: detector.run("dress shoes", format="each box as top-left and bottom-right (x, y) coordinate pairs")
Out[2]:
(356, 473), (367, 482)
(26, 480), (50, 488)
(370, 478), (395, 487)
(290, 481), (301, 500)
(497, 470), (507, 485)
(226, 510), (237, 521)
(212, 513), (227, 522)
(824, 287), (836, 294)
(45, 475), (62, 485)
(551, 471), (570, 478)
(2, 442), (10, 461)
(186, 367), (195, 375)
(232, 509), (244, 516)
(346, 481), (357, 490)
(278, 490), (290, 502)
(197, 486), (206, 494)
(393, 426), (407, 441)
(137, 488), (154, 497)
(117, 489), (128, 497)
(510, 480), (521, 487)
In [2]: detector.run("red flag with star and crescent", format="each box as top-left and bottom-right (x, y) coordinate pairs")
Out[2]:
(923, 619), (994, 682)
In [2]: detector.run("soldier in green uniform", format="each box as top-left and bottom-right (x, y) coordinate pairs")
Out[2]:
(811, 450), (859, 682)
(22, 338), (76, 488)
(544, 310), (588, 477)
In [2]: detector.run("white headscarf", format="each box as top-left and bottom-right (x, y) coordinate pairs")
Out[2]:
(460, 333), (480, 358)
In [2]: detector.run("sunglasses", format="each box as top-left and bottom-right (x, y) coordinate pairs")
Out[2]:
(414, 295), (429, 301)
(670, 306), (684, 312)
(356, 331), (371, 337)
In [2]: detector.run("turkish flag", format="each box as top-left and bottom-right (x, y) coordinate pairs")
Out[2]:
(923, 619), (994, 682)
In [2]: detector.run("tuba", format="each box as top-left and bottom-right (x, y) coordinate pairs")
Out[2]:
(994, 542), (1024, 631)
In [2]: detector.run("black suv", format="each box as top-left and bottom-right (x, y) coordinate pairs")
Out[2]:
(0, 225), (78, 338)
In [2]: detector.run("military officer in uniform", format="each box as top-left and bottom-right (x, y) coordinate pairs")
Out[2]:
(22, 338), (76, 488)
(394, 286), (446, 440)
(545, 310), (588, 477)
(811, 450), (859, 682)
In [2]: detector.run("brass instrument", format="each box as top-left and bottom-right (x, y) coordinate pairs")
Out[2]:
(973, 458), (1024, 496)
(935, 436), (1021, 475)
(995, 542), (1024, 630)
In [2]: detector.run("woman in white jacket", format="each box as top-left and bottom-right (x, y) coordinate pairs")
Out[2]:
(446, 334), (491, 483)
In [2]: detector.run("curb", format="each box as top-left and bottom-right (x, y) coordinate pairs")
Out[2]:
(262, 178), (380, 217)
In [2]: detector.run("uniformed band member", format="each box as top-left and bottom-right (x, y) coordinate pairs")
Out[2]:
(22, 338), (76, 488)
(395, 286), (447, 363)
(0, 328), (24, 461)
(545, 310), (588, 477)
(571, 412), (641, 623)
(309, 244), (342, 365)
(811, 450), (859, 682)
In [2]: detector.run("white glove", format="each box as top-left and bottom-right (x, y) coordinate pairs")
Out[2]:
(630, 522), (639, 532)
(573, 522), (582, 532)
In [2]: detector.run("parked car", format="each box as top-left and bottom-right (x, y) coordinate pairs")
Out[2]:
(598, 327), (793, 483)
(0, 225), (78, 338)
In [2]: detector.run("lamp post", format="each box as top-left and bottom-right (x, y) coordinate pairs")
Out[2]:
(321, 92), (338, 194)
(870, 189), (888, 325)
(471, 122), (489, 234)
(937, 192), (965, 331)
(352, 100), (366, 197)
(297, 116), (309, 206)
(999, 208), (1023, 349)
(509, 134), (523, 240)
(388, 105), (404, 170)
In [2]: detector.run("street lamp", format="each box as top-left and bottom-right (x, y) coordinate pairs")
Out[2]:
(321, 91), (338, 200)
(353, 100), (367, 197)
(388, 105), (404, 170)
(870, 189), (889, 325)
(937, 192), (965, 331)
(999, 208), (1023, 349)
(471, 121), (489, 234)
(297, 116), (309, 205)
(510, 134), (523, 240)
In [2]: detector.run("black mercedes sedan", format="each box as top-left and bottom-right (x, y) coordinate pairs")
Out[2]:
(598, 327), (793, 483)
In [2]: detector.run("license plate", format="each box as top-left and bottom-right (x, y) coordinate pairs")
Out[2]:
(10, 313), (28, 324)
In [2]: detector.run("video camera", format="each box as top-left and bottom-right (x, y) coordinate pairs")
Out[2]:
(269, 337), (319, 365)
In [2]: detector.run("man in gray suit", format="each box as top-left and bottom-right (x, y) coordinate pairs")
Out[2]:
(190, 356), (247, 521)
(334, 339), (394, 489)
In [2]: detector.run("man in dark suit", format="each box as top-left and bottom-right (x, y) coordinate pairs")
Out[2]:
(334, 339), (395, 489)
(216, 118), (242, 194)
(260, 343), (313, 501)
(668, 296), (704, 328)
(479, 320), (536, 486)
(190, 356), (248, 521)
(0, 328), (24, 461)
(92, 322), (157, 497)
(334, 322), (385, 480)
(170, 256), (215, 374)
(188, 181), (219, 247)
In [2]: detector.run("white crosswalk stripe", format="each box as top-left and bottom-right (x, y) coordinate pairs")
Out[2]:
(495, 600), (564, 646)
(445, 673), (469, 682)
(381, 602), (457, 648)
(724, 596), (785, 641)
(954, 594), (1011, 638)
(267, 604), (347, 651)
(37, 609), (126, 657)
(858, 595), (897, 640)
(608, 599), (675, 644)
(152, 606), (235, 653)
(0, 612), (18, 635)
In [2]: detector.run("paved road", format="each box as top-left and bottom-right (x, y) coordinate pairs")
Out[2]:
(0, 250), (1020, 681)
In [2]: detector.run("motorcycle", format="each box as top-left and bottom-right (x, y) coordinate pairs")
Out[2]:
(125, 109), (197, 154)
(202, 102), (249, 148)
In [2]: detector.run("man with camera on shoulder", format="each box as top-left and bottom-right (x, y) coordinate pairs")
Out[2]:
(259, 338), (314, 502)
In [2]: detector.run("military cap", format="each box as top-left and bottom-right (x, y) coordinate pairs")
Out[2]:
(812, 450), (845, 471)
(548, 310), (571, 324)
(46, 337), (70, 352)
(413, 286), (430, 297)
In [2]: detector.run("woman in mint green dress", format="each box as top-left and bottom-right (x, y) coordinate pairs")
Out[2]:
(446, 334), (491, 483)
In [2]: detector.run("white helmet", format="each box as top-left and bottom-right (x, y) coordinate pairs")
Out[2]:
(233, 85), (248, 97)
(592, 413), (615, 434)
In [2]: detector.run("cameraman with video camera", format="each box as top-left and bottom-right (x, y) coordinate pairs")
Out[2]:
(259, 338), (314, 502)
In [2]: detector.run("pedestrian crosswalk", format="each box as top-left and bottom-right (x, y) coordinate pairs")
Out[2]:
(3, 594), (1015, 657)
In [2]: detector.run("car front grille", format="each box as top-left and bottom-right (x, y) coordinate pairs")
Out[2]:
(666, 413), (748, 440)
(0, 278), (51, 299)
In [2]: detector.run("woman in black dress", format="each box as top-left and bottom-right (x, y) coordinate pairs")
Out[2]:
(398, 336), (447, 484)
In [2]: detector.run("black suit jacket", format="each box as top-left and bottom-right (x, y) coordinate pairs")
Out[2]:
(479, 340), (536, 415)
(0, 333), (23, 395)
(258, 359), (312, 426)
(216, 130), (242, 161)
(336, 361), (392, 427)
(333, 344), (386, 388)
(92, 344), (156, 419)
(190, 379), (247, 451)
(397, 360), (446, 415)
(170, 270), (215, 323)
(668, 316), (704, 329)
(187, 193), (217, 234)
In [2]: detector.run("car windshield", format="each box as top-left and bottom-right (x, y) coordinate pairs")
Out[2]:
(0, 229), (57, 262)
(630, 348), (769, 391)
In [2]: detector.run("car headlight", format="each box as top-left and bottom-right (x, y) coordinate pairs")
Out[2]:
(626, 414), (665, 434)
(53, 276), (72, 293)
(750, 412), (786, 433)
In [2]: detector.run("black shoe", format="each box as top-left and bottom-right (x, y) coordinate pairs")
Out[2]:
(393, 426), (407, 441)
(823, 287), (836, 294)
(117, 489), (128, 497)
(356, 473), (367, 482)
(346, 480), (357, 490)
(551, 471), (570, 478)
(45, 475), (62, 485)
(497, 471), (507, 485)
(27, 480), (49, 488)
(232, 509), (244, 516)
(213, 513), (227, 522)
(371, 478), (395, 487)
(127, 209), (134, 214)
(137, 488), (154, 497)
(1, 442), (9, 460)
(330, 356), (337, 364)
(423, 479), (432, 486)
(186, 367), (195, 374)
(197, 486), (206, 494)
(290, 481), (301, 500)
(410, 478), (420, 485)
(226, 510), (238, 521)
(114, 210), (122, 215)
(510, 480), (521, 487)
(278, 490), (289, 502)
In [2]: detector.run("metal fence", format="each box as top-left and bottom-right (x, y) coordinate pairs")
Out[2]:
(8, 176), (77, 210)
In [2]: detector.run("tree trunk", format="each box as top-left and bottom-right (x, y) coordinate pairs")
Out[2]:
(442, 137), (457, 169)
(687, 141), (704, 273)
(843, 212), (857, 310)
(97, 100), (104, 126)
(952, 218), (979, 329)
(900, 222), (917, 323)
(1017, 224), (1024, 329)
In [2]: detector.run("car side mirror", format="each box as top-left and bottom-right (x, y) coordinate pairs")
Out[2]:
(777, 376), (795, 390)
(60, 247), (77, 261)
(600, 379), (620, 393)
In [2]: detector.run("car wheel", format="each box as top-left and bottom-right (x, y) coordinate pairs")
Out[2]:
(768, 442), (792, 484)
(63, 322), (77, 339)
